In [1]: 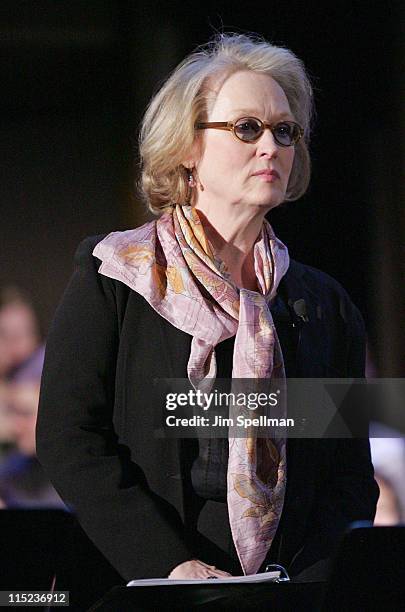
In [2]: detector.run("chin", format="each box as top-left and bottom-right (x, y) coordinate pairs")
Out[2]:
(251, 197), (283, 211)
(255, 187), (285, 208)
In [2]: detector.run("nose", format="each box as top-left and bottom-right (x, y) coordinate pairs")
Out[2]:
(256, 128), (278, 158)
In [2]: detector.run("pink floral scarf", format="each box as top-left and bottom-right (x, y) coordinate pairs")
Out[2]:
(93, 204), (289, 575)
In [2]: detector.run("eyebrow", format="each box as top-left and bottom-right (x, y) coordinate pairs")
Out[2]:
(230, 109), (295, 121)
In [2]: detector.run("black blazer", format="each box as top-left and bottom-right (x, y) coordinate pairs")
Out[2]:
(36, 235), (379, 582)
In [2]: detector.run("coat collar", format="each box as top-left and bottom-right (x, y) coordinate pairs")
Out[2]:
(279, 258), (313, 306)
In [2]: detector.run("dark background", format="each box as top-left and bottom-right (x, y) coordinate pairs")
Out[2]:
(1, 1), (403, 374)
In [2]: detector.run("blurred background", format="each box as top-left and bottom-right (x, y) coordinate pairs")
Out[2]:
(0, 0), (403, 600)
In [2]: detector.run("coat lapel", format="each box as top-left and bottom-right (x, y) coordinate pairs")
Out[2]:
(279, 259), (328, 377)
(277, 260), (329, 512)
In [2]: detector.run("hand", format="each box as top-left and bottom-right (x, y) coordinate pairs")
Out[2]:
(168, 559), (232, 580)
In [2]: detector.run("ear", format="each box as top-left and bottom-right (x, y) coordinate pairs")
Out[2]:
(181, 137), (202, 170)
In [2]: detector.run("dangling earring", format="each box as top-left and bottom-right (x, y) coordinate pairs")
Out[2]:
(187, 167), (196, 188)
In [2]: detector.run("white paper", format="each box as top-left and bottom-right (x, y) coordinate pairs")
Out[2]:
(127, 570), (280, 587)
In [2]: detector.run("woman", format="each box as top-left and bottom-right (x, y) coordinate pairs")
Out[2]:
(36, 33), (378, 583)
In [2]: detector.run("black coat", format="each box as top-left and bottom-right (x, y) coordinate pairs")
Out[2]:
(36, 235), (379, 582)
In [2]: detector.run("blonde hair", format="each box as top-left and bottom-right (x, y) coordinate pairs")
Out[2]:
(139, 33), (314, 215)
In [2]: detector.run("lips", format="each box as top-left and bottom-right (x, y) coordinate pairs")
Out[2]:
(252, 169), (280, 179)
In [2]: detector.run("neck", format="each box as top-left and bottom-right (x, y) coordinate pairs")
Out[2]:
(194, 200), (267, 291)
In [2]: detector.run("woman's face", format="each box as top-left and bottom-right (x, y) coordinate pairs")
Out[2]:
(195, 70), (296, 212)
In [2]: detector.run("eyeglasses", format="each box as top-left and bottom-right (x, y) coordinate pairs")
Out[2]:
(196, 116), (304, 147)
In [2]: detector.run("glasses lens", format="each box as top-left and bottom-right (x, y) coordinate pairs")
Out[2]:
(273, 122), (301, 146)
(234, 118), (263, 142)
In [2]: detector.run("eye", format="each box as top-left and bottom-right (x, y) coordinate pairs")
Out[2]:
(234, 118), (262, 141)
(272, 121), (302, 147)
(273, 122), (299, 145)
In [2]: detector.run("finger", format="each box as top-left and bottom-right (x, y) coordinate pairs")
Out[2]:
(209, 568), (233, 577)
(201, 563), (229, 574)
(195, 561), (232, 578)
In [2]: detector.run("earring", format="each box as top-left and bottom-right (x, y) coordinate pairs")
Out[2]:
(187, 167), (196, 188)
